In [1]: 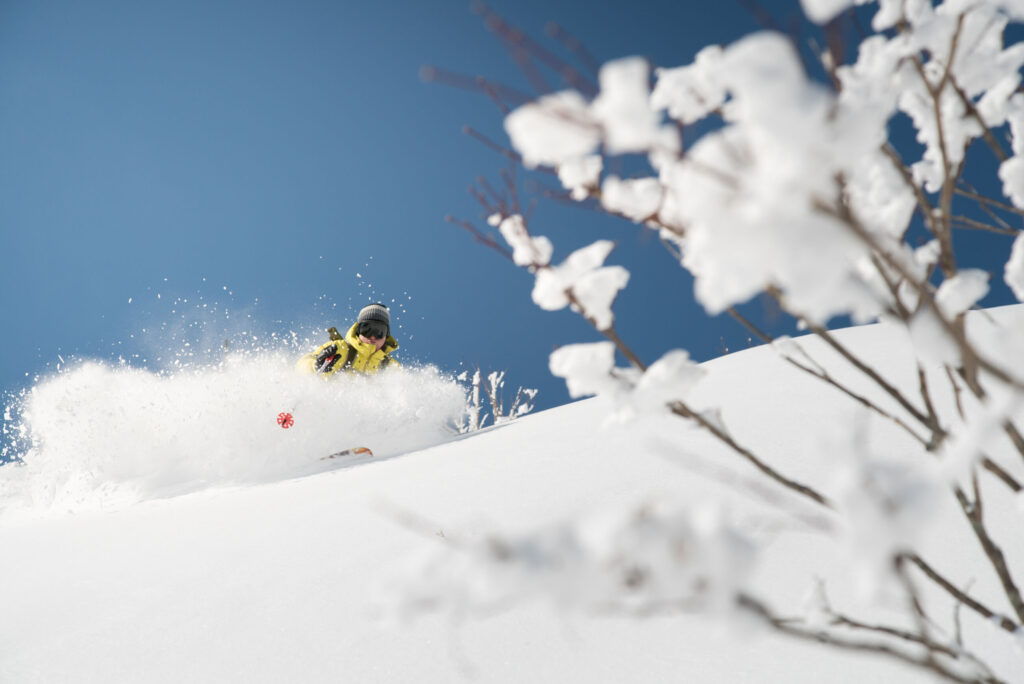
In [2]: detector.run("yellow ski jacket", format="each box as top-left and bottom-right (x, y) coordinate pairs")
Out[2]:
(295, 323), (400, 376)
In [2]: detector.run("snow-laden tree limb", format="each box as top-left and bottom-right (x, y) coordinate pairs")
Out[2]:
(421, 2), (1024, 680)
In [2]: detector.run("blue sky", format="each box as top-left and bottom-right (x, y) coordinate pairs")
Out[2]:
(1, 0), (1019, 427)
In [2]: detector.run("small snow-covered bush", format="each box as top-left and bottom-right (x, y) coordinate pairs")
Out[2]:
(415, 2), (1024, 681)
(455, 367), (537, 433)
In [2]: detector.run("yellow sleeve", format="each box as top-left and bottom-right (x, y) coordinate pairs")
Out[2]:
(295, 341), (348, 376)
(295, 352), (318, 374)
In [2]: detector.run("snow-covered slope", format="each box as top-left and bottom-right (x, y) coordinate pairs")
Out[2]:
(2, 308), (1022, 683)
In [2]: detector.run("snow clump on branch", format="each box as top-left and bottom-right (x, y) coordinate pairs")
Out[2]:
(389, 499), (757, 620)
(504, 91), (599, 169)
(431, 4), (1024, 680)
(549, 342), (706, 426)
(1006, 233), (1024, 301)
(1001, 94), (1024, 207)
(503, 0), (1024, 331)
(497, 214), (552, 267)
(532, 240), (629, 330)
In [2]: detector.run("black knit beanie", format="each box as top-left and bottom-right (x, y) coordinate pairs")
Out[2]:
(357, 303), (390, 329)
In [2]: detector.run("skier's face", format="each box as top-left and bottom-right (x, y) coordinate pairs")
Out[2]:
(358, 333), (386, 351)
(358, 321), (388, 350)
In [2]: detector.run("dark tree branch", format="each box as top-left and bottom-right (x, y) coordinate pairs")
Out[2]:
(907, 554), (1021, 633)
(445, 215), (514, 261)
(736, 593), (1001, 684)
(953, 487), (1024, 623)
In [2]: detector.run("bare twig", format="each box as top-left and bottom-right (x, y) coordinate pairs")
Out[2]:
(954, 185), (1024, 219)
(726, 307), (773, 344)
(821, 195), (1024, 397)
(419, 65), (533, 106)
(478, 175), (506, 207)
(793, 310), (934, 428)
(545, 22), (601, 81)
(953, 486), (1024, 623)
(784, 349), (931, 447)
(472, 3), (599, 96)
(563, 290), (647, 371)
(462, 125), (524, 164)
(477, 76), (513, 115)
(980, 458), (1022, 492)
(949, 77), (1011, 163)
(502, 164), (522, 215)
(668, 398), (832, 508)
(907, 553), (1021, 633)
(951, 215), (1018, 236)
(881, 143), (940, 238)
(736, 593), (1001, 684)
(445, 215), (514, 261)
(815, 572), (960, 660)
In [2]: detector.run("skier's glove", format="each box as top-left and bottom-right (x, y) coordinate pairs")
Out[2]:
(314, 343), (340, 373)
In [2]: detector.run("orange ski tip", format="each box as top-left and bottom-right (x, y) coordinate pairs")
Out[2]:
(322, 446), (374, 460)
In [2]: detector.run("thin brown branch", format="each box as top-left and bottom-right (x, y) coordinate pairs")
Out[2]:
(526, 179), (603, 211)
(473, 4), (599, 96)
(821, 195), (1024, 396)
(478, 175), (506, 207)
(502, 164), (521, 215)
(462, 125), (524, 164)
(949, 77), (1010, 163)
(738, 291), (933, 447)
(445, 215), (514, 261)
(563, 289), (647, 371)
(916, 364), (947, 449)
(895, 555), (943, 672)
(954, 486), (1024, 623)
(955, 181), (1016, 233)
(788, 351), (931, 447)
(869, 252), (913, 321)
(946, 366), (967, 420)
(522, 196), (539, 225)
(477, 76), (513, 116)
(909, 30), (962, 276)
(907, 553), (1020, 633)
(736, 593), (1001, 684)
(1003, 420), (1024, 464)
(827, 612), (961, 659)
(568, 287), (829, 510)
(881, 143), (940, 238)
(726, 307), (773, 344)
(668, 398), (832, 508)
(545, 22), (601, 81)
(951, 215), (1018, 236)
(469, 185), (496, 215)
(504, 41), (554, 96)
(935, 14), (965, 94)
(730, 306), (929, 447)
(419, 65), (533, 106)
(818, 571), (958, 664)
(954, 186), (1024, 218)
(794, 311), (932, 428)
(981, 457), (1022, 493)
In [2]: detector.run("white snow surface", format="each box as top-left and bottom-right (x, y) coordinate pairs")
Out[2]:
(0, 357), (466, 516)
(2, 308), (1024, 683)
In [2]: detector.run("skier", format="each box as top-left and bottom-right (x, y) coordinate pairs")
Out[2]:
(296, 302), (400, 376)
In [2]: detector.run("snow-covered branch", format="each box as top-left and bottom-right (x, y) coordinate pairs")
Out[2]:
(422, 2), (1024, 680)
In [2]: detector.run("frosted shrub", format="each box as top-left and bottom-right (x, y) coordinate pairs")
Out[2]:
(415, 2), (1024, 681)
(456, 367), (537, 433)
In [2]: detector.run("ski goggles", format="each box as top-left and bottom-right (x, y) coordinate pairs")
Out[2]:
(358, 320), (389, 340)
